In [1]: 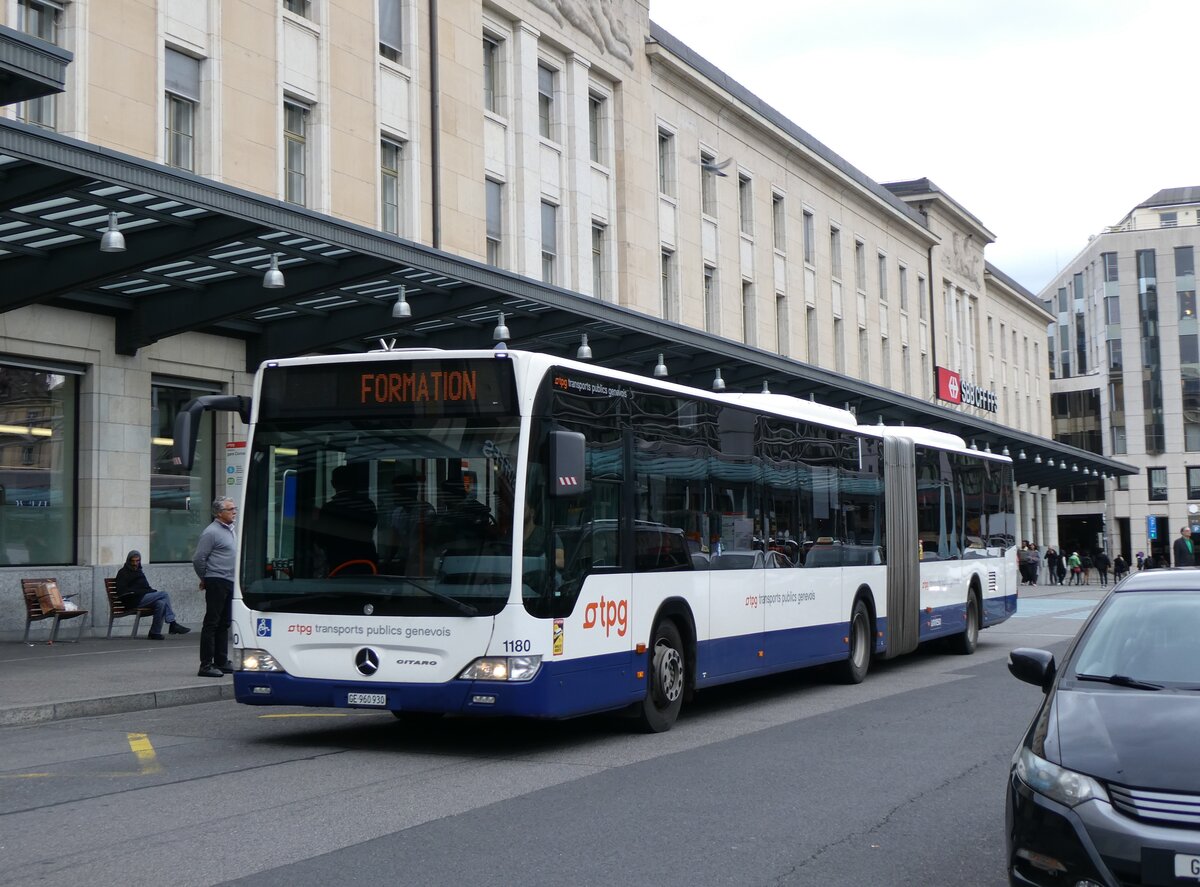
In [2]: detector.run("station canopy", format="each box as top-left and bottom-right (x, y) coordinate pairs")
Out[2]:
(0, 115), (1132, 489)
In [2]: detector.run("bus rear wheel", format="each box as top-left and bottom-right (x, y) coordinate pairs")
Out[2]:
(637, 620), (685, 733)
(950, 593), (980, 655)
(837, 598), (872, 685)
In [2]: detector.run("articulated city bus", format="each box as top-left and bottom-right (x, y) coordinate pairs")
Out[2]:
(176, 348), (1016, 732)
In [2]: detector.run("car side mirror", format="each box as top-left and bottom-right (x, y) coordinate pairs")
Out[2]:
(1007, 647), (1056, 693)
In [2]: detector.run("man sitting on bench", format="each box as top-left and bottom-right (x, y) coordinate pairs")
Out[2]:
(114, 550), (190, 640)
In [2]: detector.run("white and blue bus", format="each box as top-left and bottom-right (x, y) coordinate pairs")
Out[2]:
(176, 348), (1016, 732)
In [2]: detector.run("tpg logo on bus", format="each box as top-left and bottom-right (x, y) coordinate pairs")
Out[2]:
(582, 596), (628, 638)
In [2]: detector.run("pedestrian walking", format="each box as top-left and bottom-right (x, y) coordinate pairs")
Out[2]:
(1027, 544), (1041, 586)
(1093, 550), (1111, 586)
(1136, 551), (1145, 571)
(1067, 551), (1083, 585)
(1045, 548), (1060, 585)
(193, 496), (237, 678)
(1113, 554), (1128, 582)
(1173, 526), (1195, 568)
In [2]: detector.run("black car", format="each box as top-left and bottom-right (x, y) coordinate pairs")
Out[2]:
(1005, 569), (1200, 886)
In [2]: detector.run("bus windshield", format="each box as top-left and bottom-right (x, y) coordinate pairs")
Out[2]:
(239, 417), (520, 617)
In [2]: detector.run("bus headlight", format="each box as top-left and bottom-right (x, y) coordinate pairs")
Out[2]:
(238, 648), (284, 673)
(458, 655), (542, 682)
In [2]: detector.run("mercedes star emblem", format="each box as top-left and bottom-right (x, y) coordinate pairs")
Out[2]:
(354, 648), (380, 676)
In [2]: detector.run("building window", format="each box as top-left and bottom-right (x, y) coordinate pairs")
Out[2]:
(1148, 467), (1168, 501)
(700, 151), (718, 217)
(591, 223), (607, 300)
(858, 328), (870, 377)
(899, 265), (908, 313)
(588, 93), (606, 165)
(918, 274), (927, 320)
(776, 292), (788, 355)
(704, 265), (718, 333)
(1103, 252), (1118, 283)
(742, 280), (755, 345)
(483, 35), (501, 114)
(854, 241), (866, 293)
(380, 138), (403, 234)
(537, 64), (556, 140)
(485, 178), (502, 266)
(878, 253), (888, 302)
(806, 305), (818, 362)
(657, 128), (675, 197)
(283, 0), (311, 18)
(164, 49), (200, 171)
(830, 227), (842, 278)
(284, 101), (309, 206)
(540, 200), (557, 284)
(17, 0), (60, 130)
(661, 250), (677, 320)
(902, 344), (911, 393)
(738, 174), (753, 236)
(1160, 211), (1178, 228)
(802, 210), (814, 265)
(378, 0), (402, 62)
(834, 317), (845, 373)
(772, 192), (786, 252)
(0, 363), (78, 565)
(1188, 467), (1200, 500)
(151, 380), (216, 562)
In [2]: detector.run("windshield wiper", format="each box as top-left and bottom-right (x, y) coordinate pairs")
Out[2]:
(1074, 672), (1164, 691)
(378, 575), (479, 617)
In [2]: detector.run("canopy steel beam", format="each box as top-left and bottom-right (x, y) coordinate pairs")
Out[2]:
(0, 214), (260, 312)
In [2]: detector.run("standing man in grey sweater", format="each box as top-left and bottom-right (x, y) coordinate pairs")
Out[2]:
(193, 496), (238, 678)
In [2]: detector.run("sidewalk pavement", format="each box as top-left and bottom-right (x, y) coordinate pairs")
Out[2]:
(0, 631), (234, 727)
(0, 575), (1114, 729)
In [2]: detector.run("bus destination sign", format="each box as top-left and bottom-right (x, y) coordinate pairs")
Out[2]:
(259, 358), (517, 420)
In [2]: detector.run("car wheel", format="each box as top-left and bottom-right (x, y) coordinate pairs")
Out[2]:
(636, 620), (686, 733)
(837, 598), (872, 684)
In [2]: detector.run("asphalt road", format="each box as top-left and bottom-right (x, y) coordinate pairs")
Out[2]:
(0, 589), (1103, 887)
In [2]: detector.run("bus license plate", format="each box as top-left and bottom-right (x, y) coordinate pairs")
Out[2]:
(347, 692), (387, 707)
(1176, 853), (1200, 880)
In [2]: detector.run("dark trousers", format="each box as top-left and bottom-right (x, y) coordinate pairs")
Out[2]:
(200, 578), (233, 667)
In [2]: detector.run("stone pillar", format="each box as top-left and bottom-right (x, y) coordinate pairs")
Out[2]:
(1019, 486), (1033, 544)
(1046, 489), (1059, 550)
(512, 21), (543, 281)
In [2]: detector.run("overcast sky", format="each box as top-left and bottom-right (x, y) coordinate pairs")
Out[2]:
(648, 0), (1200, 295)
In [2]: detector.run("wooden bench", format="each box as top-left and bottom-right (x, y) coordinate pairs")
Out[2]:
(21, 578), (89, 644)
(103, 578), (156, 638)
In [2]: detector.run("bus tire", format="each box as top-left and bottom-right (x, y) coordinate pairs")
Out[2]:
(950, 592), (980, 655)
(637, 620), (686, 733)
(837, 598), (872, 685)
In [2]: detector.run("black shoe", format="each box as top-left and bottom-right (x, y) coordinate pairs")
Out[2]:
(215, 662), (235, 674)
(197, 665), (224, 678)
(148, 632), (165, 640)
(168, 622), (191, 635)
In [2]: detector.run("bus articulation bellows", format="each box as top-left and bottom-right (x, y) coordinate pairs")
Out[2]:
(175, 348), (1016, 732)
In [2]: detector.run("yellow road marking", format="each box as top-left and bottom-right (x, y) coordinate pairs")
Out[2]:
(126, 732), (162, 775)
(258, 712), (353, 718)
(0, 773), (52, 779)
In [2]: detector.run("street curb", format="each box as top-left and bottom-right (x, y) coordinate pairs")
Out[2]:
(0, 683), (237, 727)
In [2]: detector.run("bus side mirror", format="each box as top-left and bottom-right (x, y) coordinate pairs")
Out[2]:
(173, 395), (252, 470)
(549, 430), (585, 497)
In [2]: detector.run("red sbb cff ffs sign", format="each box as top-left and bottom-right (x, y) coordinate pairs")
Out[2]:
(936, 366), (997, 412)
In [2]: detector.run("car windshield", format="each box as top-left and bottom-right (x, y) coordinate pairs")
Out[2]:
(239, 417), (520, 617)
(1071, 591), (1200, 687)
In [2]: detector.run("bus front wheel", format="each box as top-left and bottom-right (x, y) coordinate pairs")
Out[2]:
(637, 620), (685, 733)
(837, 598), (872, 685)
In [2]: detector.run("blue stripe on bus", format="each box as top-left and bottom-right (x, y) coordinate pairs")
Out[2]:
(233, 596), (1016, 718)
